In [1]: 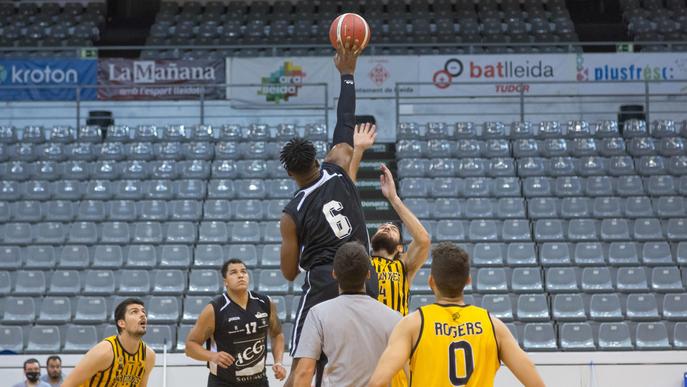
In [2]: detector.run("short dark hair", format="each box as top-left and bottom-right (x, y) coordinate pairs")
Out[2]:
(46, 355), (61, 365)
(430, 242), (470, 298)
(280, 137), (317, 174)
(221, 258), (247, 278)
(333, 241), (370, 292)
(114, 298), (145, 334)
(23, 358), (40, 370)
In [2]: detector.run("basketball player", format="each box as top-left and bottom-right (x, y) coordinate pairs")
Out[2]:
(62, 298), (155, 387)
(185, 259), (286, 387)
(279, 38), (378, 386)
(367, 242), (546, 387)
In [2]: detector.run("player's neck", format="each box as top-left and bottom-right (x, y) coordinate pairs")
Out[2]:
(227, 289), (249, 308)
(118, 332), (141, 354)
(296, 168), (321, 188)
(436, 295), (466, 305)
(371, 250), (395, 260)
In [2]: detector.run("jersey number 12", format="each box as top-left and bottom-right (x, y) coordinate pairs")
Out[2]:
(322, 200), (352, 239)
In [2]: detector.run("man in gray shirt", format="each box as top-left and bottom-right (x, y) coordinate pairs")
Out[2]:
(292, 241), (402, 387)
(13, 358), (52, 387)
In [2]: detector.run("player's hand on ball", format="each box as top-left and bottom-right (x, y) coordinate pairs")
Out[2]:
(354, 123), (377, 151)
(272, 363), (287, 380)
(334, 36), (361, 75)
(379, 163), (398, 200)
(210, 351), (235, 368)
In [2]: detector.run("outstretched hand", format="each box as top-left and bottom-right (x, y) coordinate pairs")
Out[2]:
(379, 163), (398, 200)
(354, 123), (377, 151)
(334, 36), (362, 75)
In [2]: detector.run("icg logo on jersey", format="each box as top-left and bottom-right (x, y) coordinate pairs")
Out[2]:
(258, 61), (306, 103)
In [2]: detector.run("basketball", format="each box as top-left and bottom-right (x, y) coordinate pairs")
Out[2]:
(329, 13), (371, 50)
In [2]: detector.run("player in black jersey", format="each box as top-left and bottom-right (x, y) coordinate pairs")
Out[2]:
(279, 38), (379, 387)
(185, 259), (286, 387)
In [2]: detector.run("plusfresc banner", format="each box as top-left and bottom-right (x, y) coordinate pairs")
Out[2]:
(97, 59), (225, 100)
(0, 59), (97, 101)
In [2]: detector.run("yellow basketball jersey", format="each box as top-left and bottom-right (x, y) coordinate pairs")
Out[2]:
(410, 303), (500, 387)
(371, 256), (409, 316)
(80, 335), (148, 387)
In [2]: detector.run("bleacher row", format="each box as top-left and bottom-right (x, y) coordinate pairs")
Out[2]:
(1, 118), (686, 354)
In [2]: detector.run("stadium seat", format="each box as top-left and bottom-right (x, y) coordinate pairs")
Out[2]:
(574, 242), (606, 266)
(0, 325), (24, 352)
(617, 267), (649, 292)
(552, 294), (587, 321)
(74, 297), (107, 324)
(560, 322), (595, 350)
(160, 245), (192, 268)
(523, 323), (557, 351)
(93, 245), (124, 268)
(189, 270), (222, 295)
(539, 242), (572, 266)
(663, 293), (687, 320)
(635, 322), (670, 350)
(476, 268), (508, 293)
(145, 325), (175, 352)
(517, 294), (550, 321)
(481, 295), (513, 322)
(546, 267), (579, 293)
(152, 270), (186, 295)
(3, 296), (36, 324)
(64, 325), (98, 353)
(511, 268), (543, 293)
(651, 267), (683, 292)
(147, 296), (181, 323)
(581, 267), (614, 293)
(14, 270), (46, 296)
(506, 243), (537, 266)
(83, 270), (115, 295)
(26, 326), (61, 353)
(598, 322), (633, 350)
(117, 270), (151, 295)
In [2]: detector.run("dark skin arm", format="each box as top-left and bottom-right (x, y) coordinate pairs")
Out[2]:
(279, 213), (300, 281)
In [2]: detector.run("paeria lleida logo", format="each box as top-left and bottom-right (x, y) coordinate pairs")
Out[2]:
(258, 61), (305, 103)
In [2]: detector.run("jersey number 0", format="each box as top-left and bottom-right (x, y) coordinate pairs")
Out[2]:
(449, 341), (474, 386)
(322, 200), (352, 239)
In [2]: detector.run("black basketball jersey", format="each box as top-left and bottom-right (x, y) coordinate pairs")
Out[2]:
(209, 291), (271, 385)
(283, 162), (370, 271)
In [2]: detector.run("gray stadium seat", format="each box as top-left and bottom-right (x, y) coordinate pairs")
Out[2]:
(188, 270), (222, 295)
(626, 293), (659, 321)
(506, 243), (537, 266)
(230, 221), (261, 243)
(152, 270), (186, 295)
(468, 220), (498, 241)
(552, 293), (587, 321)
(126, 245), (157, 268)
(511, 267), (543, 293)
(145, 325), (174, 352)
(30, 228), (62, 250)
(539, 242), (572, 266)
(635, 322), (670, 350)
(617, 267), (649, 292)
(233, 200), (264, 220)
(108, 200), (137, 221)
(567, 219), (599, 240)
(26, 325), (60, 353)
(101, 222), (131, 244)
(14, 270), (46, 295)
(262, 222), (281, 243)
(590, 293), (623, 321)
(139, 200), (169, 221)
(0, 325), (24, 352)
(641, 242), (673, 266)
(3, 223), (32, 244)
(93, 245), (123, 268)
(600, 218), (630, 241)
(199, 221), (229, 243)
(171, 200), (202, 221)
(534, 220), (565, 241)
(48, 270), (81, 296)
(663, 293), (687, 320)
(83, 270), (115, 295)
(64, 325), (98, 353)
(183, 296), (210, 323)
(481, 295), (513, 322)
(598, 322), (633, 350)
(235, 179), (267, 199)
(38, 296), (71, 324)
(3, 297), (36, 324)
(574, 242), (606, 266)
(608, 242), (640, 266)
(502, 219), (531, 241)
(523, 323), (557, 351)
(666, 218), (687, 241)
(476, 268), (508, 293)
(258, 270), (289, 293)
(204, 200), (232, 220)
(676, 323), (687, 349)
(581, 267), (614, 292)
(176, 324), (193, 352)
(117, 270), (151, 295)
(559, 322), (595, 350)
(160, 245), (192, 268)
(261, 245), (281, 267)
(472, 243), (504, 266)
(226, 244), (258, 267)
(651, 267), (683, 292)
(517, 294), (550, 321)
(546, 267), (579, 293)
(194, 245), (223, 268)
(0, 246), (21, 269)
(147, 296), (180, 323)
(74, 297), (107, 323)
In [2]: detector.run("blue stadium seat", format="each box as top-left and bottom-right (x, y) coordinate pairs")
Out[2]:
(560, 322), (595, 350)
(635, 322), (670, 350)
(553, 294), (587, 321)
(598, 322), (633, 350)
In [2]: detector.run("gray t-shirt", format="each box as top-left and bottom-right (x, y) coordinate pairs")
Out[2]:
(12, 381), (52, 387)
(41, 373), (66, 387)
(294, 293), (402, 387)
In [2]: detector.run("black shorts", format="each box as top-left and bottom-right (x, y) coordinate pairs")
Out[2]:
(289, 262), (379, 356)
(207, 373), (268, 387)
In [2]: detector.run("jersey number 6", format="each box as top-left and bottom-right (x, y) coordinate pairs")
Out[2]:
(322, 200), (352, 239)
(449, 341), (474, 386)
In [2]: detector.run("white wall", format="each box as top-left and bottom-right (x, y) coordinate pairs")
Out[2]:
(2, 352), (686, 387)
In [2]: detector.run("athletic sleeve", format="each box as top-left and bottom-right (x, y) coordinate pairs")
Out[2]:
(332, 74), (356, 147)
(292, 308), (324, 360)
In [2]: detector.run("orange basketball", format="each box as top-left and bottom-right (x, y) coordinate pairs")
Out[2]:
(329, 13), (371, 50)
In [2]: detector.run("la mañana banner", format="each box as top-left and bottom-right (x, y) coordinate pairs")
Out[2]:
(98, 59), (225, 100)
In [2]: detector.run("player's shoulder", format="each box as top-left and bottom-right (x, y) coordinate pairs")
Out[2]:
(249, 290), (271, 305)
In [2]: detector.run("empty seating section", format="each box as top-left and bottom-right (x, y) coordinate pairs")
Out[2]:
(0, 2), (105, 58)
(399, 119), (687, 350)
(0, 123), (320, 353)
(142, 0), (579, 59)
(620, 0), (687, 52)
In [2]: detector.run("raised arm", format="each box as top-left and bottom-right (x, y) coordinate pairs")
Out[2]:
(185, 304), (235, 368)
(280, 213), (300, 281)
(61, 341), (114, 387)
(348, 123), (377, 183)
(268, 300), (287, 381)
(379, 164), (430, 281)
(367, 311), (421, 387)
(323, 38), (361, 173)
(492, 316), (546, 387)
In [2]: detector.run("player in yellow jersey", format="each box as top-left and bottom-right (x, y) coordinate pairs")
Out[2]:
(367, 242), (546, 387)
(63, 298), (156, 387)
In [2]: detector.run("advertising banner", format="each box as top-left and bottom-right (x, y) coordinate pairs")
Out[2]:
(98, 59), (225, 100)
(0, 59), (97, 101)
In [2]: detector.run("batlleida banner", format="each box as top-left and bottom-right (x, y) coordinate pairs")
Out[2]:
(98, 59), (225, 100)
(0, 59), (97, 101)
